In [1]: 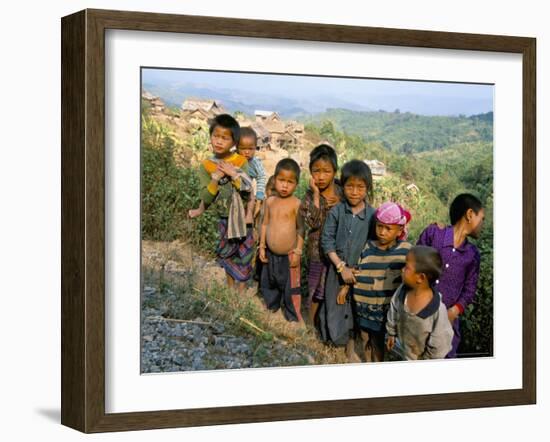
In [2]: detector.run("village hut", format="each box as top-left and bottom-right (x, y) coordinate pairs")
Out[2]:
(181, 107), (213, 126)
(255, 111), (285, 147)
(182, 98), (226, 116)
(364, 159), (386, 176)
(239, 118), (272, 149)
(141, 90), (165, 113)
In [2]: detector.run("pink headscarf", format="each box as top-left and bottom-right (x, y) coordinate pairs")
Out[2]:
(375, 202), (412, 240)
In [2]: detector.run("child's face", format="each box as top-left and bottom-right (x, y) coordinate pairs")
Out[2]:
(343, 176), (367, 207)
(266, 184), (276, 197)
(237, 136), (257, 160)
(210, 126), (234, 157)
(468, 208), (485, 239)
(375, 221), (403, 246)
(274, 169), (298, 198)
(311, 158), (336, 192)
(402, 252), (420, 288)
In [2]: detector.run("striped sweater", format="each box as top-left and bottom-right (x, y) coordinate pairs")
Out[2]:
(353, 240), (412, 332)
(247, 156), (267, 201)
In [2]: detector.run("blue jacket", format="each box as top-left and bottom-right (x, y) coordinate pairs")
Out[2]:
(321, 201), (375, 266)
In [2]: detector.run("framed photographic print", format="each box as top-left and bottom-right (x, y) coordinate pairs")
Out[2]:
(61, 9), (536, 433)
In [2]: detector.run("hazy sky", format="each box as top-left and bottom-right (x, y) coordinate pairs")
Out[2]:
(142, 68), (493, 116)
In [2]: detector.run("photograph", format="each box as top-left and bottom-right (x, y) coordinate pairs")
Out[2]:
(139, 68), (494, 373)
(56, 5), (536, 434)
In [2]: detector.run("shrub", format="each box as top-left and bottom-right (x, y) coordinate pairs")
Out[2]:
(141, 118), (218, 253)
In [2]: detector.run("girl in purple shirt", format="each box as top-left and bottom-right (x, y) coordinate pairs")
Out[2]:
(417, 193), (485, 358)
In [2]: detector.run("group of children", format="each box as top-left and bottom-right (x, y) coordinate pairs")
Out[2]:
(189, 114), (485, 362)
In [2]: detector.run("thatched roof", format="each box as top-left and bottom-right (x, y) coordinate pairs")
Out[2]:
(283, 129), (299, 141)
(182, 108), (212, 121)
(264, 121), (285, 133)
(238, 121), (271, 142)
(255, 110), (283, 122)
(255, 110), (275, 118)
(182, 98), (225, 114)
(286, 121), (304, 132)
(365, 159), (385, 167)
(364, 159), (386, 176)
(251, 122), (271, 140)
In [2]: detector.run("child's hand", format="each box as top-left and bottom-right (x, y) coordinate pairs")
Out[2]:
(336, 285), (349, 305)
(447, 305), (460, 323)
(217, 161), (238, 178)
(259, 247), (268, 263)
(341, 266), (357, 284)
(386, 336), (395, 351)
(309, 177), (320, 195)
(325, 194), (340, 208)
(289, 251), (300, 268)
(211, 170), (224, 182)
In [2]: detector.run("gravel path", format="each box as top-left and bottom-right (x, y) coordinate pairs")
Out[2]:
(141, 286), (309, 373)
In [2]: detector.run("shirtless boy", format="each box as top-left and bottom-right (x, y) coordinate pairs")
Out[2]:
(259, 158), (305, 323)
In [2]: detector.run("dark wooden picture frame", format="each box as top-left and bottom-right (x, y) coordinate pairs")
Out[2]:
(61, 8), (536, 433)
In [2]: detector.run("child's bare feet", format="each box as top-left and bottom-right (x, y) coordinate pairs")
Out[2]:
(285, 320), (307, 337)
(188, 207), (204, 218)
(345, 338), (361, 363)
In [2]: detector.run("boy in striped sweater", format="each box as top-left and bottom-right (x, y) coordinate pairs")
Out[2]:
(353, 202), (412, 362)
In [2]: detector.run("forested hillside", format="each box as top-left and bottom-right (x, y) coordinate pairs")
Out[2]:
(301, 109), (493, 154)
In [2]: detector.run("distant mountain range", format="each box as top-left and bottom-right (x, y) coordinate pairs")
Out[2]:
(142, 73), (492, 118)
(142, 80), (374, 118)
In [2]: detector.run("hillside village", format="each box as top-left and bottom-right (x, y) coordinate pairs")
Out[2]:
(141, 90), (388, 178)
(143, 92), (306, 150)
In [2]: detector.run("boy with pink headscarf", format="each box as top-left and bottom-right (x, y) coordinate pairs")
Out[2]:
(352, 201), (412, 362)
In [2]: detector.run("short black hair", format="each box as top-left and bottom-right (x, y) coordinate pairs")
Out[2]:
(274, 158), (300, 182)
(340, 160), (373, 202)
(449, 193), (483, 225)
(309, 144), (338, 172)
(410, 246), (442, 284)
(209, 114), (240, 144)
(239, 126), (258, 146)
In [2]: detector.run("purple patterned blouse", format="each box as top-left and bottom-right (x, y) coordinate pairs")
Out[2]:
(416, 224), (481, 312)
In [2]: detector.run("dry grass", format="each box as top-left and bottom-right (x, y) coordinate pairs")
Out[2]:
(141, 239), (351, 367)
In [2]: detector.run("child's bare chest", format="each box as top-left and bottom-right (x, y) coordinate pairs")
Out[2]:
(270, 199), (297, 223)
